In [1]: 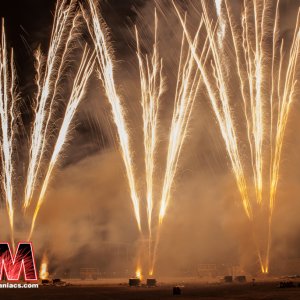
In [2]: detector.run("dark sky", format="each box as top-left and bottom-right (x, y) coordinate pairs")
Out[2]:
(0, 0), (145, 89)
(2, 0), (297, 94)
(0, 0), (145, 47)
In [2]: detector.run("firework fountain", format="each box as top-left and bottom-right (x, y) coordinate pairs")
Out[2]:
(1, 0), (298, 280)
(0, 0), (95, 251)
(135, 10), (163, 251)
(149, 15), (211, 275)
(83, 0), (142, 233)
(175, 0), (300, 273)
(135, 11), (164, 276)
(0, 20), (17, 246)
(83, 0), (213, 277)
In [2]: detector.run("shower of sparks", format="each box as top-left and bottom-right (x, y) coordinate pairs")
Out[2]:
(24, 0), (79, 210)
(0, 0), (95, 241)
(83, 0), (141, 231)
(175, 7), (252, 221)
(266, 5), (300, 274)
(158, 22), (203, 224)
(176, 0), (300, 273)
(135, 10), (164, 237)
(149, 11), (211, 274)
(0, 21), (17, 238)
(84, 2), (210, 274)
(29, 46), (95, 239)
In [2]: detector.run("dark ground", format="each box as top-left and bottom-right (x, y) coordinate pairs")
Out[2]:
(1, 280), (300, 300)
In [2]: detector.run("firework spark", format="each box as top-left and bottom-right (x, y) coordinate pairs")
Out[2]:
(215, 0), (225, 45)
(266, 5), (300, 274)
(135, 10), (164, 239)
(0, 21), (17, 240)
(0, 0), (95, 243)
(24, 0), (79, 210)
(158, 22), (203, 225)
(148, 10), (211, 274)
(84, 2), (211, 274)
(83, 0), (141, 231)
(29, 46), (95, 239)
(176, 0), (300, 273)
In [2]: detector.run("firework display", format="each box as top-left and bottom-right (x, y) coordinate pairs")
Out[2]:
(174, 0), (300, 273)
(0, 1), (94, 242)
(1, 1), (300, 299)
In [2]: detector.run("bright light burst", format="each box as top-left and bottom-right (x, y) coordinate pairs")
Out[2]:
(215, 0), (222, 17)
(135, 267), (142, 280)
(39, 253), (49, 280)
(175, 0), (300, 273)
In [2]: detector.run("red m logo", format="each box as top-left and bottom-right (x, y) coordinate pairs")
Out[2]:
(0, 242), (37, 281)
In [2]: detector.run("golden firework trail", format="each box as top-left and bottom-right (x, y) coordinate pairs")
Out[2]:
(0, 21), (17, 239)
(215, 0), (222, 17)
(266, 5), (300, 274)
(174, 3), (252, 221)
(83, 0), (141, 231)
(29, 46), (95, 239)
(135, 10), (164, 237)
(24, 0), (79, 210)
(1, 1), (92, 242)
(148, 10), (212, 274)
(176, 0), (300, 273)
(84, 3), (209, 274)
(158, 21), (203, 225)
(214, 0), (225, 44)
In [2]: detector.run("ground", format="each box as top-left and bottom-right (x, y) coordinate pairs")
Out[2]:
(1, 278), (300, 299)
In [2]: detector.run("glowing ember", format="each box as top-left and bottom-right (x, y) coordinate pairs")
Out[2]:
(39, 255), (49, 280)
(135, 268), (142, 280)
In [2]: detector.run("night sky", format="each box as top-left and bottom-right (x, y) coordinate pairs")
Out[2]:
(0, 0), (145, 91)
